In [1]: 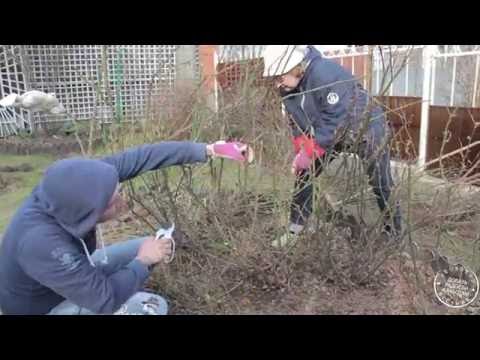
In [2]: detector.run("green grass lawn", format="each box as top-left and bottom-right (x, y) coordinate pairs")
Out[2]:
(0, 154), (55, 232)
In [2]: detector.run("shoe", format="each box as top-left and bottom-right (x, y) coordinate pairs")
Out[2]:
(272, 223), (304, 248)
(382, 222), (402, 238)
(381, 223), (405, 251)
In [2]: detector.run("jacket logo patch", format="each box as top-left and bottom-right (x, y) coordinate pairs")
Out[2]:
(327, 92), (339, 105)
(51, 247), (82, 271)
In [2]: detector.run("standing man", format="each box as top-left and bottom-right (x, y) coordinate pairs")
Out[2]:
(262, 45), (402, 247)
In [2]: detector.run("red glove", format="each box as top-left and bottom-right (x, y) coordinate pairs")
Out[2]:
(291, 135), (326, 158)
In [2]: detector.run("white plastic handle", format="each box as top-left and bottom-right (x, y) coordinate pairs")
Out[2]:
(155, 223), (175, 264)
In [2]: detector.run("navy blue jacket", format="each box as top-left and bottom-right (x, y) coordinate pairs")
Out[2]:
(282, 46), (380, 151)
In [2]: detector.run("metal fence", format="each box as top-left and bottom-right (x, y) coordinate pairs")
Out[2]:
(430, 45), (480, 107)
(322, 45), (480, 107)
(320, 45), (426, 97)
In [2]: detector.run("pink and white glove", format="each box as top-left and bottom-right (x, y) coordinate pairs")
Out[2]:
(207, 141), (254, 163)
(291, 148), (313, 174)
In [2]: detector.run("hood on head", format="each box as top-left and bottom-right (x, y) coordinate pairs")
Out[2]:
(35, 158), (119, 239)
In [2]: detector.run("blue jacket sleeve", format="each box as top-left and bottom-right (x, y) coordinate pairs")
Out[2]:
(18, 232), (150, 314)
(283, 97), (305, 138)
(101, 141), (208, 183)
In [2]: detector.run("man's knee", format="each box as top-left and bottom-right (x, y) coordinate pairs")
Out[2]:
(115, 292), (168, 315)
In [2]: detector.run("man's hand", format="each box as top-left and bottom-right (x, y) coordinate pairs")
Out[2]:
(136, 237), (173, 266)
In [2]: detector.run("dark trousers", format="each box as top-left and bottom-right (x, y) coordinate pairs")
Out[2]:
(290, 119), (402, 234)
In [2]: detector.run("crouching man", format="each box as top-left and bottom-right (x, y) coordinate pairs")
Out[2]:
(0, 140), (249, 315)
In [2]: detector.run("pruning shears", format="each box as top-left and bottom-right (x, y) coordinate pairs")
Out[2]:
(155, 223), (175, 264)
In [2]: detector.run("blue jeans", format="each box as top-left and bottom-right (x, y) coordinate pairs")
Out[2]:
(47, 237), (168, 315)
